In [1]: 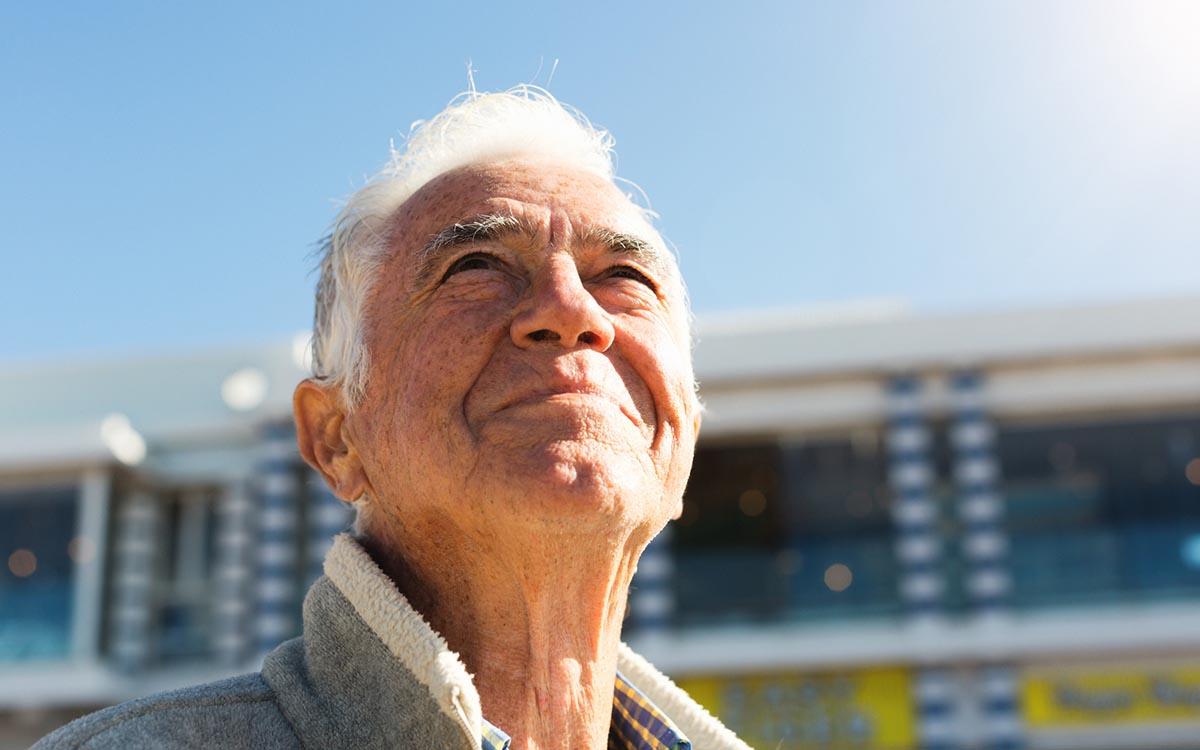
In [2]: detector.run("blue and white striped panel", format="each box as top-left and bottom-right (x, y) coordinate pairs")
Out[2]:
(255, 421), (301, 657)
(629, 524), (674, 635)
(978, 665), (1023, 750)
(108, 491), (161, 673)
(886, 375), (964, 750)
(914, 668), (963, 750)
(212, 480), (254, 666)
(948, 371), (1012, 613)
(949, 370), (1023, 750)
(306, 469), (353, 587)
(885, 374), (946, 618)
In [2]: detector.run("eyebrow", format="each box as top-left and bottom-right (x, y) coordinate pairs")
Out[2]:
(413, 213), (673, 287)
(414, 214), (526, 287)
(578, 226), (668, 277)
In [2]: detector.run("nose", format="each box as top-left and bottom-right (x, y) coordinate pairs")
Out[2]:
(510, 257), (615, 352)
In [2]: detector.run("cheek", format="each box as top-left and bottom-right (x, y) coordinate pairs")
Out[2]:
(616, 320), (697, 509)
(616, 317), (697, 436)
(365, 298), (514, 432)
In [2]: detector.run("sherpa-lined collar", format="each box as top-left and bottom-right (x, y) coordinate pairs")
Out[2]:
(323, 533), (750, 750)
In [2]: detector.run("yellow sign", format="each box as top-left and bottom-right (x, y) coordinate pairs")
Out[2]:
(1024, 666), (1200, 727)
(676, 667), (915, 750)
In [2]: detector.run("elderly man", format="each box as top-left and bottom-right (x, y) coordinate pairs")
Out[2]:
(36, 88), (749, 750)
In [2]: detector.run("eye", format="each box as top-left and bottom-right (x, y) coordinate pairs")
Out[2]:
(441, 252), (503, 282)
(607, 265), (657, 290)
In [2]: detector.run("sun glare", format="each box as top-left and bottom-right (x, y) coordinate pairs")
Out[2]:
(1091, 2), (1200, 108)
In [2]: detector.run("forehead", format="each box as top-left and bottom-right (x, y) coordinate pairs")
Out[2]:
(371, 157), (693, 348)
(386, 158), (659, 255)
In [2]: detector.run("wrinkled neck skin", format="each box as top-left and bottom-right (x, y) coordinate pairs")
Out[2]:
(360, 505), (653, 750)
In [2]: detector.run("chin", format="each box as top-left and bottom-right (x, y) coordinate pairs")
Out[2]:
(487, 440), (657, 526)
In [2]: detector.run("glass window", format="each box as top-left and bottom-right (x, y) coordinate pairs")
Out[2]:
(780, 433), (899, 620)
(155, 488), (219, 662)
(674, 431), (899, 628)
(997, 414), (1200, 608)
(674, 441), (788, 625)
(0, 484), (78, 662)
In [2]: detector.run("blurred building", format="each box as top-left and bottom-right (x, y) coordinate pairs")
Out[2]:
(2, 295), (1199, 750)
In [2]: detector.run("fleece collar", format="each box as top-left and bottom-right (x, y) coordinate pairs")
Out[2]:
(323, 533), (750, 750)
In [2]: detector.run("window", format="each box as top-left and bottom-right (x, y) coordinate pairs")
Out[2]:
(0, 484), (78, 662)
(780, 434), (898, 619)
(674, 441), (788, 625)
(674, 431), (899, 628)
(156, 488), (220, 661)
(997, 414), (1200, 608)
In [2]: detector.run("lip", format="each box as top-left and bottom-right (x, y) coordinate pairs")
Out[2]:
(501, 384), (607, 408)
(497, 385), (643, 428)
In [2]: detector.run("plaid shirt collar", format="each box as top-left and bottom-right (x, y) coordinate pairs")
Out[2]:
(479, 669), (692, 750)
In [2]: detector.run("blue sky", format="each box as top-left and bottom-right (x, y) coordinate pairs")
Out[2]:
(3, 1), (1198, 361)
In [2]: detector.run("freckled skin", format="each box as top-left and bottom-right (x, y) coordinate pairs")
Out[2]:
(294, 157), (700, 750)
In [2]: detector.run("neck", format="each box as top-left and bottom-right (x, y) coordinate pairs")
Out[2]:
(361, 513), (649, 750)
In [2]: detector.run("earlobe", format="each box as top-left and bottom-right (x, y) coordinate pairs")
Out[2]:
(293, 379), (371, 503)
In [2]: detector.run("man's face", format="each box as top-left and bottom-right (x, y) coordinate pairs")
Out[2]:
(346, 158), (699, 540)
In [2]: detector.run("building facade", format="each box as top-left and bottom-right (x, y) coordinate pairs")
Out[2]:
(2, 296), (1199, 750)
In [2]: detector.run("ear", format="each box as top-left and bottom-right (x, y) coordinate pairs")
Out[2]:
(293, 379), (371, 503)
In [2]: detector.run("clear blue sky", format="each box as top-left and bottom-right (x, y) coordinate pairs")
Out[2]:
(3, 1), (1198, 361)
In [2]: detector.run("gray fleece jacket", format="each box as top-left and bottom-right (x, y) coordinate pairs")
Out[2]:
(34, 534), (750, 750)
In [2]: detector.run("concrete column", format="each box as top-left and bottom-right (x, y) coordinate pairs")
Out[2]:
(306, 469), (353, 587)
(255, 421), (301, 657)
(70, 469), (110, 662)
(885, 374), (960, 750)
(212, 479), (254, 666)
(629, 525), (674, 636)
(107, 490), (161, 672)
(949, 370), (1023, 750)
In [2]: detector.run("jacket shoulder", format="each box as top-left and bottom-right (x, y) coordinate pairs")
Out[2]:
(32, 672), (300, 750)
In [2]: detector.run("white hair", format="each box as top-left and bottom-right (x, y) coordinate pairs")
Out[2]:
(312, 85), (642, 406)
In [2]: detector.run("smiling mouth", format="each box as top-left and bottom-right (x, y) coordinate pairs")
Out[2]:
(498, 389), (643, 428)
(505, 390), (620, 415)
